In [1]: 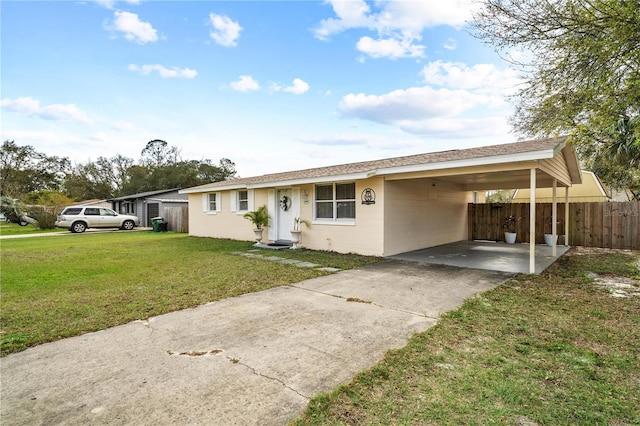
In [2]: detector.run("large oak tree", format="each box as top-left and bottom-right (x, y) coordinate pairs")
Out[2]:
(472, 0), (640, 199)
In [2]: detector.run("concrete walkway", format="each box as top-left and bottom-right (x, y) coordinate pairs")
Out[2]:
(0, 261), (512, 425)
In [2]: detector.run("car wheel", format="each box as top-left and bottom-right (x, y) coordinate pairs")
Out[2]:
(121, 220), (135, 231)
(71, 222), (87, 233)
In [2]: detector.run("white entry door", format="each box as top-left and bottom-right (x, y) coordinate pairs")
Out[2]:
(276, 189), (294, 241)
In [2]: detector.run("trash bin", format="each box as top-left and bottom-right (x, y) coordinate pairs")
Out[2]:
(159, 222), (168, 232)
(151, 217), (164, 232)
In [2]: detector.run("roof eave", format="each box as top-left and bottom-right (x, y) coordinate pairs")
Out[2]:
(374, 149), (558, 176)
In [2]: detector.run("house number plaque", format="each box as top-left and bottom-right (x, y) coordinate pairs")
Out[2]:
(361, 188), (376, 205)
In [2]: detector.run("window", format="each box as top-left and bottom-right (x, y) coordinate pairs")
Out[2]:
(237, 190), (248, 211)
(61, 208), (82, 216)
(85, 208), (99, 216)
(123, 202), (135, 214)
(208, 193), (217, 212)
(314, 182), (356, 221)
(203, 192), (221, 214)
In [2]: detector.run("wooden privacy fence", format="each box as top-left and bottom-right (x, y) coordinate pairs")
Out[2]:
(162, 206), (189, 233)
(468, 202), (639, 250)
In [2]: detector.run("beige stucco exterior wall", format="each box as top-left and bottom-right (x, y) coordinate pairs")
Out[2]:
(383, 178), (472, 256)
(187, 178), (386, 256)
(298, 178), (385, 256)
(187, 176), (471, 257)
(187, 190), (270, 241)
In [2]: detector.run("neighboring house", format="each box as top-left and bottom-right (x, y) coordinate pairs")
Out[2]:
(75, 199), (112, 208)
(181, 137), (581, 264)
(109, 189), (188, 227)
(512, 170), (612, 202)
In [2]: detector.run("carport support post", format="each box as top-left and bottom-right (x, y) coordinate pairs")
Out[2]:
(529, 168), (536, 274)
(565, 187), (569, 247)
(552, 179), (557, 257)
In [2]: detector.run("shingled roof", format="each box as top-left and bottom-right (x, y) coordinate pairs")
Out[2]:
(181, 136), (570, 193)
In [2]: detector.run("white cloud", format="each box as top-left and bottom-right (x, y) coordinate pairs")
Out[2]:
(209, 13), (242, 47)
(339, 86), (488, 123)
(229, 75), (260, 92)
(314, 0), (373, 41)
(299, 134), (369, 146)
(314, 0), (477, 59)
(377, 1), (475, 30)
(356, 35), (425, 59)
(128, 64), (198, 79)
(1, 97), (93, 125)
(299, 133), (424, 151)
(443, 38), (457, 50)
(398, 116), (511, 138)
(421, 60), (521, 94)
(110, 120), (139, 132)
(337, 58), (519, 137)
(270, 78), (310, 95)
(108, 11), (158, 44)
(93, 0), (142, 9)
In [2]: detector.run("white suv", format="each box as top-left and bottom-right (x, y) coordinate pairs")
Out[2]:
(56, 207), (140, 233)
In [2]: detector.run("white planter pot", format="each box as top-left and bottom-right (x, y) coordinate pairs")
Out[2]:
(544, 233), (558, 246)
(504, 232), (517, 244)
(290, 230), (302, 249)
(253, 228), (264, 243)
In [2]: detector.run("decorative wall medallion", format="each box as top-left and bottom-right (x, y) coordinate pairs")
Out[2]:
(279, 195), (291, 211)
(361, 188), (376, 205)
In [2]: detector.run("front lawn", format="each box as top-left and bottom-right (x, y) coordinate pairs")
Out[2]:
(294, 248), (640, 425)
(0, 221), (66, 236)
(0, 232), (380, 356)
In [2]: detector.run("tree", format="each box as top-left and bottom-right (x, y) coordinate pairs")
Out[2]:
(0, 140), (70, 197)
(140, 139), (180, 167)
(472, 0), (640, 199)
(24, 190), (75, 229)
(65, 155), (134, 200)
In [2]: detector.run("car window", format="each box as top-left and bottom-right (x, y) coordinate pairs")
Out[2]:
(85, 208), (100, 216)
(62, 208), (82, 215)
(100, 208), (117, 216)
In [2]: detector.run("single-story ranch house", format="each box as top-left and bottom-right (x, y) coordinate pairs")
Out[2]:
(181, 137), (581, 273)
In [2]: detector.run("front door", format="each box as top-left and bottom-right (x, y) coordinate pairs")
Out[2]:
(147, 203), (159, 226)
(276, 189), (294, 242)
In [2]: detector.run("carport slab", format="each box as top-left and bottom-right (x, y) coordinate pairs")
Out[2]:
(390, 240), (570, 274)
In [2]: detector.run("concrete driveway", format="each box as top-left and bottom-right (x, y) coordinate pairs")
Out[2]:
(1, 261), (512, 425)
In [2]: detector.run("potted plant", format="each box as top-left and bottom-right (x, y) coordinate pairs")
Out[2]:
(243, 205), (269, 243)
(503, 214), (518, 244)
(290, 217), (310, 249)
(544, 217), (561, 246)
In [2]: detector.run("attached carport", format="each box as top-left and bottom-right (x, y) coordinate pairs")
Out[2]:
(383, 136), (582, 274)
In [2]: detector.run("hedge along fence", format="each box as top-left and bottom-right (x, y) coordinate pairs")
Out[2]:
(163, 206), (189, 233)
(468, 202), (639, 250)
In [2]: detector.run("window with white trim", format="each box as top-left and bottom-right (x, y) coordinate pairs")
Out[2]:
(208, 193), (218, 212)
(203, 192), (221, 214)
(314, 182), (355, 220)
(237, 190), (248, 212)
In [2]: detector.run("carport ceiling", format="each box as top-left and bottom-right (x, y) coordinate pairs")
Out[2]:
(387, 165), (570, 192)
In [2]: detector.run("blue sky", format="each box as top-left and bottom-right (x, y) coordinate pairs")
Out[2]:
(1, 0), (523, 177)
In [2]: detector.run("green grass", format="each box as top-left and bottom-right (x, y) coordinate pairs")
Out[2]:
(0, 232), (380, 356)
(294, 248), (640, 425)
(0, 221), (66, 236)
